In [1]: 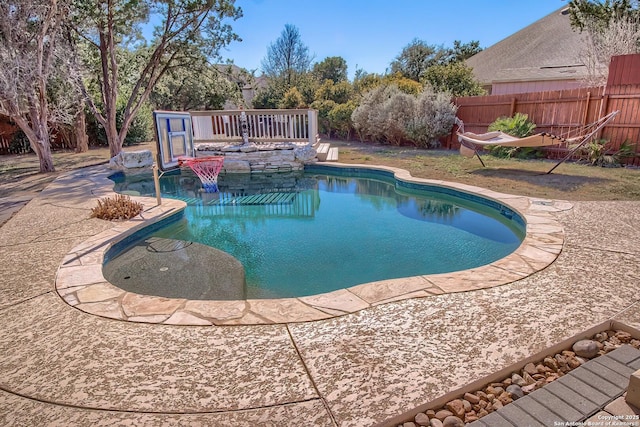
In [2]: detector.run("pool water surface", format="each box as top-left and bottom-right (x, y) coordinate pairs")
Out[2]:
(108, 167), (525, 300)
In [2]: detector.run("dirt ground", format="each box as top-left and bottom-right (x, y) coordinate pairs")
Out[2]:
(1, 140), (639, 201)
(0, 142), (154, 198)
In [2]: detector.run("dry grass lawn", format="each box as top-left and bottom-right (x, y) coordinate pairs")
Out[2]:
(1, 140), (639, 201)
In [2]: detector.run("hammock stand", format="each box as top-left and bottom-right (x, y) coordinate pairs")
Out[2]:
(456, 110), (619, 174)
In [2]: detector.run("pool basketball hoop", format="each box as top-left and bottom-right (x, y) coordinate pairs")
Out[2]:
(177, 156), (225, 193)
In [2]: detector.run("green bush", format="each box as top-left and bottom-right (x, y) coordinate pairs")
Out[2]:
(486, 113), (540, 158)
(488, 113), (536, 137)
(581, 138), (638, 167)
(328, 101), (356, 139)
(86, 104), (152, 147)
(9, 130), (32, 154)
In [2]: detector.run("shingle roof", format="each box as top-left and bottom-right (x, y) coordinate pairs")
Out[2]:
(466, 7), (597, 84)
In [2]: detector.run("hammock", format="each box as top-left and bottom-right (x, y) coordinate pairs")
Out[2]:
(456, 110), (619, 173)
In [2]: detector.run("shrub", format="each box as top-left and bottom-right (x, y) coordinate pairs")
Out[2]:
(91, 194), (143, 221)
(351, 84), (457, 147)
(310, 99), (337, 136)
(327, 101), (356, 139)
(487, 113), (539, 158)
(9, 130), (32, 154)
(86, 104), (152, 147)
(581, 138), (638, 166)
(488, 113), (536, 137)
(279, 87), (306, 109)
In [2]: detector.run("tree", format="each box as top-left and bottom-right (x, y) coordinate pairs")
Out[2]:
(446, 40), (482, 63)
(261, 24), (314, 88)
(568, 0), (638, 31)
(312, 56), (348, 83)
(390, 39), (448, 82)
(151, 63), (242, 111)
(0, 0), (76, 172)
(422, 62), (486, 97)
(72, 0), (242, 157)
(569, 0), (640, 84)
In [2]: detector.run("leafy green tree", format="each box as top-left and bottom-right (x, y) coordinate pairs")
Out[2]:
(328, 102), (356, 139)
(261, 24), (314, 88)
(353, 69), (383, 96)
(422, 62), (486, 97)
(312, 56), (348, 83)
(72, 0), (242, 157)
(280, 87), (305, 109)
(310, 99), (337, 135)
(568, 0), (638, 31)
(315, 80), (353, 104)
(390, 38), (448, 82)
(151, 63), (242, 111)
(446, 40), (482, 63)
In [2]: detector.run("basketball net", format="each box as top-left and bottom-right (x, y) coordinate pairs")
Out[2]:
(177, 156), (225, 192)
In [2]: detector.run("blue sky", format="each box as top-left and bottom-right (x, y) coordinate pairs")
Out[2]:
(220, 0), (569, 79)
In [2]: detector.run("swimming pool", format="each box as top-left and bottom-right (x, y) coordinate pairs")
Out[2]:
(105, 165), (526, 300)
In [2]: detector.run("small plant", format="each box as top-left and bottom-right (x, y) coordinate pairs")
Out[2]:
(487, 113), (539, 159)
(581, 138), (638, 167)
(91, 194), (143, 221)
(488, 113), (536, 138)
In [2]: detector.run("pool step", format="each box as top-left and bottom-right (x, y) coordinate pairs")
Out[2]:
(209, 192), (296, 206)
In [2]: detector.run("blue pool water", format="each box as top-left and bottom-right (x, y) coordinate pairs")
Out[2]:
(108, 166), (525, 299)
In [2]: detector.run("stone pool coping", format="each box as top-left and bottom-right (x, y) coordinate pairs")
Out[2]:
(55, 163), (571, 326)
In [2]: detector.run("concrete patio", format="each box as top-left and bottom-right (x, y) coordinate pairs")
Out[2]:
(1, 164), (639, 426)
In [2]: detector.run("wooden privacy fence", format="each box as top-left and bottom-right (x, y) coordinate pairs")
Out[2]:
(445, 54), (640, 166)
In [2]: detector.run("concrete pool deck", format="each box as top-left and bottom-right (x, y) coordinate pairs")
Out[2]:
(1, 164), (640, 426)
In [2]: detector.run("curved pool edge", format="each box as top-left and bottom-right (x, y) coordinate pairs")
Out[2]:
(55, 163), (572, 326)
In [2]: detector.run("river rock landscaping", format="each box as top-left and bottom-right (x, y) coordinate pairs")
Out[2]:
(398, 329), (640, 427)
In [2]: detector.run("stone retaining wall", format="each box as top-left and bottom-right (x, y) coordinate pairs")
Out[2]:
(196, 142), (317, 173)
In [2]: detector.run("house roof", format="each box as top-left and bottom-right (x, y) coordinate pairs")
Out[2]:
(466, 7), (597, 85)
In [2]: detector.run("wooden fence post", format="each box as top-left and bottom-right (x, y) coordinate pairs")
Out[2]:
(510, 98), (517, 116)
(582, 92), (591, 126)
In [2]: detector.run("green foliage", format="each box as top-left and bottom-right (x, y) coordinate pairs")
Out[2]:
(447, 40), (483, 63)
(328, 101), (357, 139)
(315, 80), (353, 104)
(569, 0), (639, 31)
(252, 84), (285, 109)
(280, 87), (306, 109)
(351, 85), (457, 147)
(488, 113), (536, 137)
(353, 70), (384, 96)
(73, 0), (242, 155)
(151, 64), (242, 111)
(313, 56), (348, 83)
(581, 138), (638, 166)
(310, 99), (337, 135)
(9, 130), (32, 154)
(486, 113), (539, 158)
(422, 62), (486, 97)
(390, 39), (448, 81)
(390, 38), (484, 83)
(87, 103), (152, 146)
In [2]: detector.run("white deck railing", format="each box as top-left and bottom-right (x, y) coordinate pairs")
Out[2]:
(190, 109), (318, 146)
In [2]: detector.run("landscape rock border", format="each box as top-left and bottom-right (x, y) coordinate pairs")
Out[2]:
(395, 328), (640, 427)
